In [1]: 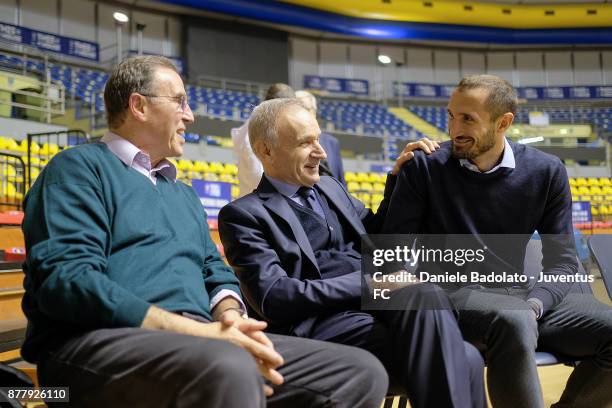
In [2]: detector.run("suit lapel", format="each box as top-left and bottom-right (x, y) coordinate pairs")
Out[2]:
(257, 177), (319, 273)
(317, 178), (366, 236)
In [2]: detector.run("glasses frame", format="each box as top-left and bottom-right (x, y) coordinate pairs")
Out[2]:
(139, 93), (189, 112)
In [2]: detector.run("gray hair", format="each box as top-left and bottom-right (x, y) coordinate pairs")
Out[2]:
(295, 90), (317, 114)
(248, 98), (306, 159)
(456, 74), (518, 120)
(104, 55), (178, 128)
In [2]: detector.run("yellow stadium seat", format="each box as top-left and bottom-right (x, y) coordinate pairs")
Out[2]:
(578, 186), (590, 195)
(591, 206), (599, 216)
(177, 159), (192, 172)
(208, 162), (225, 174)
(355, 172), (368, 183)
(367, 172), (382, 183)
(575, 177), (587, 186)
(204, 172), (220, 181)
(360, 182), (373, 192)
(568, 178), (576, 187)
(579, 195), (591, 202)
(344, 172), (356, 182)
(4, 138), (19, 152)
(193, 160), (209, 173)
(587, 177), (599, 186)
(220, 174), (233, 183)
(570, 186), (579, 197)
(590, 186), (603, 195)
(371, 193), (384, 205)
(603, 186), (612, 195)
(599, 178), (611, 187)
(373, 183), (385, 192)
(225, 163), (238, 175)
(1, 182), (15, 196)
(347, 181), (360, 193)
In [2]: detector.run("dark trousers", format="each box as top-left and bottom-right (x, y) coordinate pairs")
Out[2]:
(300, 283), (486, 408)
(37, 328), (388, 408)
(450, 287), (612, 408)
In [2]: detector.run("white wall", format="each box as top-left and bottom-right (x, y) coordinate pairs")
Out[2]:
(319, 42), (348, 77)
(289, 37), (318, 89)
(485, 52), (514, 84)
(290, 38), (611, 95)
(0, 0), (17, 25)
(406, 48), (434, 83)
(434, 50), (460, 84)
(544, 52), (572, 86)
(573, 51), (602, 85)
(461, 52), (485, 77)
(603, 51), (612, 85)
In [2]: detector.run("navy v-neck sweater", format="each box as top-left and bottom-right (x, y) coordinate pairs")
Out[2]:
(383, 140), (576, 314)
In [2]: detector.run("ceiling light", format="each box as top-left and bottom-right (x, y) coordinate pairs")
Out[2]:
(378, 54), (392, 64)
(113, 12), (129, 23)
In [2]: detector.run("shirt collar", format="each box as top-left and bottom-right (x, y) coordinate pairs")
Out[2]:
(101, 131), (178, 182)
(460, 137), (515, 174)
(264, 174), (302, 198)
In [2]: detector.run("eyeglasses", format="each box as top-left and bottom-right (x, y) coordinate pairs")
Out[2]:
(139, 93), (189, 112)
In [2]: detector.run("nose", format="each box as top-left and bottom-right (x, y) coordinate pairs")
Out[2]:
(182, 103), (195, 124)
(313, 140), (327, 159)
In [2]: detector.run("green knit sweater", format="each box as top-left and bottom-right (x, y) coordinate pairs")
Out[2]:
(21, 143), (240, 362)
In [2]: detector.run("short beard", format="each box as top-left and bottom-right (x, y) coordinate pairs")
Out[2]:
(451, 127), (497, 160)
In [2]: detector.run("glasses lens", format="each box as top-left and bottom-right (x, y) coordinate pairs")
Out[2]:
(181, 96), (187, 112)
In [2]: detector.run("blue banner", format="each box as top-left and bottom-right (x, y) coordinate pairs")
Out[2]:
(394, 81), (612, 100)
(0, 22), (99, 61)
(304, 75), (369, 95)
(572, 201), (592, 223)
(191, 180), (232, 220)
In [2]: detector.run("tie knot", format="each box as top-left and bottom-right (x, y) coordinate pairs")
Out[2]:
(297, 186), (315, 199)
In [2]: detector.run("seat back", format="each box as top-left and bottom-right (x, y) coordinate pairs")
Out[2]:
(588, 235), (612, 300)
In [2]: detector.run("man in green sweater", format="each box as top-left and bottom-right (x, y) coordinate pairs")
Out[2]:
(21, 55), (388, 408)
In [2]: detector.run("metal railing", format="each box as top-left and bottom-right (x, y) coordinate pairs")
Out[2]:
(26, 129), (90, 188)
(0, 152), (26, 211)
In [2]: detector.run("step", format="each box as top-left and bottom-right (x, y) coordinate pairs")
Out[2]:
(0, 269), (25, 289)
(0, 287), (26, 321)
(0, 317), (27, 354)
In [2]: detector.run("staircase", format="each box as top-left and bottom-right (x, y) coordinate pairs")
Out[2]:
(388, 107), (448, 141)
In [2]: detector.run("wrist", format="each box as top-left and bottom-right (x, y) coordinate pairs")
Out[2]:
(220, 307), (248, 320)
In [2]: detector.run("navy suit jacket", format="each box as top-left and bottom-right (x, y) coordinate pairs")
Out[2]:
(319, 133), (346, 187)
(218, 175), (396, 336)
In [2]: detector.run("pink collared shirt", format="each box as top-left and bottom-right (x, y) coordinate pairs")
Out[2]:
(101, 131), (246, 316)
(101, 131), (177, 185)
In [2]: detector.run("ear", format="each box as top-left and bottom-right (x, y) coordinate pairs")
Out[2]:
(252, 140), (272, 163)
(497, 112), (514, 134)
(128, 93), (147, 123)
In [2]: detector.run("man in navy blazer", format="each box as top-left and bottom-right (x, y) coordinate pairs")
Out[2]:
(219, 98), (486, 408)
(296, 90), (346, 187)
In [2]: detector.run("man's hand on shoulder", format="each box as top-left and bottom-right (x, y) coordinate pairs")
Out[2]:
(391, 138), (440, 175)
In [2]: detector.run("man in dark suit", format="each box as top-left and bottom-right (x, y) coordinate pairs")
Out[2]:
(295, 90), (346, 186)
(219, 98), (486, 408)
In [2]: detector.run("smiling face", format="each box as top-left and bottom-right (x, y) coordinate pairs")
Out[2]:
(263, 105), (326, 187)
(447, 87), (503, 160)
(143, 67), (194, 163)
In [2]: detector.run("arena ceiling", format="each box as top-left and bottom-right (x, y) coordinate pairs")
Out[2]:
(118, 0), (612, 44)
